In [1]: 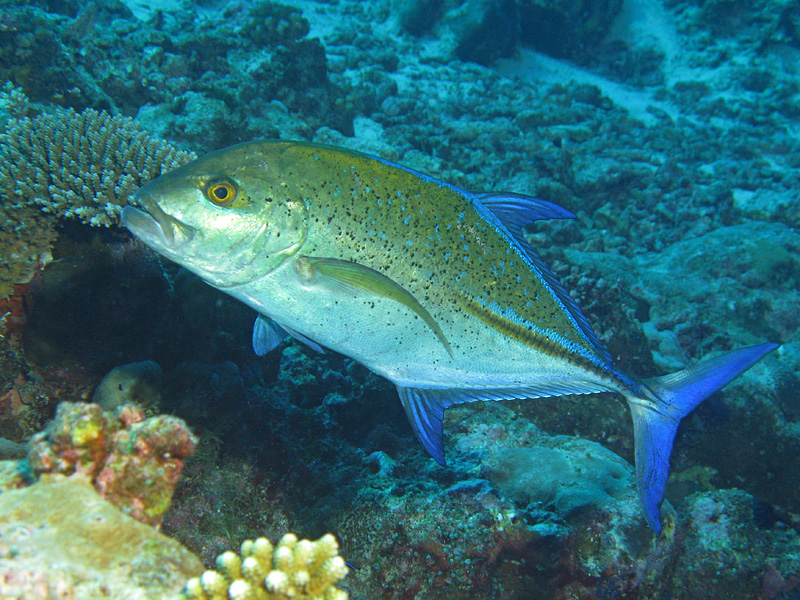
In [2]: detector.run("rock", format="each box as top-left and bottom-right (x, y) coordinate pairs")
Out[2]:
(518, 0), (624, 61)
(0, 475), (203, 600)
(733, 187), (800, 228)
(397, 0), (446, 35)
(667, 489), (800, 599)
(445, 0), (520, 65)
(482, 439), (634, 518)
(0, 438), (25, 460)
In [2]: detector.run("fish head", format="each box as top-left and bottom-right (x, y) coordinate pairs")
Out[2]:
(121, 142), (308, 287)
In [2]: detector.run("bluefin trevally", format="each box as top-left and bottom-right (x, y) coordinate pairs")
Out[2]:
(121, 140), (777, 533)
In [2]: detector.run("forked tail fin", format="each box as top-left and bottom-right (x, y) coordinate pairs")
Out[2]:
(628, 343), (779, 533)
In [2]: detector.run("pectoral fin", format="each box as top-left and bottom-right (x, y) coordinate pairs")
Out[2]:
(252, 315), (287, 356)
(297, 256), (453, 358)
(252, 314), (325, 354)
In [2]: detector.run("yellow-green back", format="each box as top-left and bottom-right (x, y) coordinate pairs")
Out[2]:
(270, 141), (600, 361)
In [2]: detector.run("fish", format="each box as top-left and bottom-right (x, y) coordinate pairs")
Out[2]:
(121, 140), (777, 533)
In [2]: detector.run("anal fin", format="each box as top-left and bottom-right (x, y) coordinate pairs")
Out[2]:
(397, 380), (613, 465)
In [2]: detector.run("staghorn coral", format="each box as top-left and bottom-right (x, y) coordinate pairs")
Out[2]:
(0, 102), (195, 302)
(183, 533), (349, 600)
(0, 106), (195, 227)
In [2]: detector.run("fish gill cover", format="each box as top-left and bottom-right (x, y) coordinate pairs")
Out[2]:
(0, 0), (798, 599)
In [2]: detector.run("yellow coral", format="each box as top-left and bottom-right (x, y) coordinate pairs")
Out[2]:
(182, 533), (349, 600)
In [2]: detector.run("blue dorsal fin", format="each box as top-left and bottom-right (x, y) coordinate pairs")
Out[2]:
(472, 192), (614, 366)
(397, 380), (613, 464)
(474, 192), (575, 223)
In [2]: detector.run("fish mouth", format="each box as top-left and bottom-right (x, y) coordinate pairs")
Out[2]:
(121, 194), (195, 251)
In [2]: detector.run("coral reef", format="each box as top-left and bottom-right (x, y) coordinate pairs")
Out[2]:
(0, 0), (798, 598)
(25, 401), (197, 526)
(0, 100), (194, 301)
(0, 474), (203, 600)
(0, 106), (194, 227)
(183, 533), (348, 600)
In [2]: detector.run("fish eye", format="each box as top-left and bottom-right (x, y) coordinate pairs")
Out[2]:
(205, 178), (238, 206)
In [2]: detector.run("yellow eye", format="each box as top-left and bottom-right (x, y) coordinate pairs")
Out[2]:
(205, 179), (238, 205)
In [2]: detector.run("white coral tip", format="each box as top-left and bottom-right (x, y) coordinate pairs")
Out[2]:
(265, 570), (289, 593)
(228, 579), (251, 600)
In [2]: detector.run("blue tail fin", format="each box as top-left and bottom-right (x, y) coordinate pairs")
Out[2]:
(628, 343), (778, 533)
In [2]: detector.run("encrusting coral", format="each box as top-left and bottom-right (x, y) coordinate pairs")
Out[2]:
(24, 401), (197, 526)
(182, 533), (349, 600)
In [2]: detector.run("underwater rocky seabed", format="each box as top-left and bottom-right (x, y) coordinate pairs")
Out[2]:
(1, 0), (800, 597)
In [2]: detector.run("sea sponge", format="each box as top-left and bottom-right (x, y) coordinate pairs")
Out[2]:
(183, 533), (349, 600)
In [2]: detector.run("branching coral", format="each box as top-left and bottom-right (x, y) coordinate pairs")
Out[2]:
(0, 98), (195, 301)
(183, 533), (349, 600)
(0, 107), (195, 227)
